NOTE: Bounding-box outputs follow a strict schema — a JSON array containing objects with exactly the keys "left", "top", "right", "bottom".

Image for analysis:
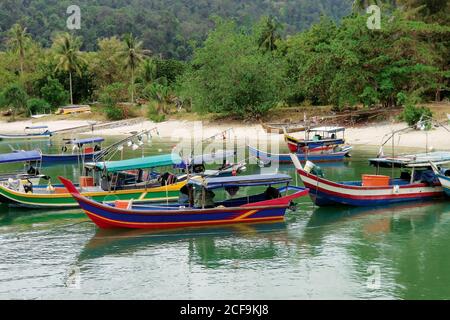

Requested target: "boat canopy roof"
[
  {"left": 88, "top": 153, "right": 182, "bottom": 172},
  {"left": 0, "top": 150, "right": 41, "bottom": 164},
  {"left": 25, "top": 125, "right": 48, "bottom": 130},
  {"left": 308, "top": 126, "right": 345, "bottom": 133},
  {"left": 188, "top": 173, "right": 292, "bottom": 190},
  {"left": 68, "top": 137, "right": 105, "bottom": 145},
  {"left": 369, "top": 151, "right": 450, "bottom": 168}
]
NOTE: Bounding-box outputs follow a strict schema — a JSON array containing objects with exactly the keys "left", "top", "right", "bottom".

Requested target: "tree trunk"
[
  {"left": 69, "top": 72, "right": 74, "bottom": 105},
  {"left": 131, "top": 68, "right": 135, "bottom": 103}
]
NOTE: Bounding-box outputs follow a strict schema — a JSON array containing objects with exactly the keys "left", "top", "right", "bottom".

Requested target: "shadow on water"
[
  {"left": 76, "top": 221, "right": 289, "bottom": 267},
  {"left": 0, "top": 204, "right": 86, "bottom": 227}
]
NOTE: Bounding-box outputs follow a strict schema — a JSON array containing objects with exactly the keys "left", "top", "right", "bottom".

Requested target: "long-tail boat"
[
  {"left": 0, "top": 126, "right": 52, "bottom": 140},
  {"left": 285, "top": 126, "right": 348, "bottom": 153},
  {"left": 430, "top": 161, "right": 450, "bottom": 197},
  {"left": 0, "top": 150, "right": 48, "bottom": 186},
  {"left": 58, "top": 174, "right": 308, "bottom": 229},
  {"left": 248, "top": 145, "right": 352, "bottom": 163},
  {"left": 41, "top": 137, "right": 105, "bottom": 164},
  {"left": 0, "top": 153, "right": 186, "bottom": 209},
  {"left": 290, "top": 153, "right": 447, "bottom": 207}
]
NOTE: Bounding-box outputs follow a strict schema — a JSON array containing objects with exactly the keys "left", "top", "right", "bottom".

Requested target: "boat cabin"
[
  {"left": 0, "top": 150, "right": 47, "bottom": 189},
  {"left": 285, "top": 126, "right": 347, "bottom": 153},
  {"left": 84, "top": 153, "right": 183, "bottom": 191},
  {"left": 182, "top": 174, "right": 293, "bottom": 209},
  {"left": 63, "top": 137, "right": 105, "bottom": 155}
]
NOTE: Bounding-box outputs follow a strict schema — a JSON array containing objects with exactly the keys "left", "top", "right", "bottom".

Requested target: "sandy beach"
[{"left": 1, "top": 118, "right": 449, "bottom": 150}]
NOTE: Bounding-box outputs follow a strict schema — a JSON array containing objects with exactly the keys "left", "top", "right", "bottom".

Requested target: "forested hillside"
[
  {"left": 0, "top": 0, "right": 449, "bottom": 123},
  {"left": 0, "top": 0, "right": 352, "bottom": 59}
]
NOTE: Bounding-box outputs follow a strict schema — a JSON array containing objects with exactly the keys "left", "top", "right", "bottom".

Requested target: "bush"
[
  {"left": 26, "top": 98, "right": 51, "bottom": 115},
  {"left": 105, "top": 104, "right": 125, "bottom": 121},
  {"left": 40, "top": 78, "right": 69, "bottom": 108},
  {"left": 401, "top": 104, "right": 433, "bottom": 128},
  {"left": 147, "top": 103, "right": 166, "bottom": 122}
]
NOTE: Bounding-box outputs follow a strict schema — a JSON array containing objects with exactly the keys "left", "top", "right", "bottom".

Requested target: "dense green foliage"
[
  {"left": 0, "top": 1, "right": 448, "bottom": 121},
  {"left": 0, "top": 0, "right": 352, "bottom": 60}
]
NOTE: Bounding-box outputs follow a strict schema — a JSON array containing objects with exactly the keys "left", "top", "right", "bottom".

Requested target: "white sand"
[
  {"left": 1, "top": 118, "right": 449, "bottom": 150},
  {"left": 92, "top": 119, "right": 450, "bottom": 150},
  {"left": 0, "top": 119, "right": 95, "bottom": 134}
]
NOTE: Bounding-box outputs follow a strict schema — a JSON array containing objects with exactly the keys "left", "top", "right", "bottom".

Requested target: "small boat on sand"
[{"left": 58, "top": 174, "right": 309, "bottom": 229}]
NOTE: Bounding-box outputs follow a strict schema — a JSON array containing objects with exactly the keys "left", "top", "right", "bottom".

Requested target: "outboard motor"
[{"left": 23, "top": 180, "right": 33, "bottom": 193}]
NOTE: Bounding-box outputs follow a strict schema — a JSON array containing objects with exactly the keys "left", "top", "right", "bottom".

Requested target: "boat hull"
[
  {"left": 297, "top": 168, "right": 443, "bottom": 207},
  {"left": 248, "top": 146, "right": 350, "bottom": 163},
  {"left": 436, "top": 174, "right": 450, "bottom": 197},
  {"left": 0, "top": 181, "right": 186, "bottom": 209},
  {"left": 60, "top": 178, "right": 309, "bottom": 229},
  {"left": 41, "top": 152, "right": 101, "bottom": 164},
  {"left": 0, "top": 133, "right": 52, "bottom": 140}
]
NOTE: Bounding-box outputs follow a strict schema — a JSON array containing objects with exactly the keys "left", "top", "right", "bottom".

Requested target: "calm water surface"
[{"left": 1, "top": 137, "right": 450, "bottom": 299}]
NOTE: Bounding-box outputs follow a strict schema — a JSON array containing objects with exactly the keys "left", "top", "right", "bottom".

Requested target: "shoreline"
[{"left": 0, "top": 118, "right": 449, "bottom": 150}]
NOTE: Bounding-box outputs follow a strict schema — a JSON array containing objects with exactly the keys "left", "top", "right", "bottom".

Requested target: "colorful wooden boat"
[
  {"left": 41, "top": 137, "right": 104, "bottom": 164},
  {"left": 58, "top": 174, "right": 309, "bottom": 229},
  {"left": 0, "top": 153, "right": 186, "bottom": 209},
  {"left": 290, "top": 153, "right": 445, "bottom": 207},
  {"left": 248, "top": 145, "right": 352, "bottom": 163},
  {"left": 285, "top": 126, "right": 347, "bottom": 153},
  {"left": 369, "top": 152, "right": 450, "bottom": 169},
  {"left": 55, "top": 105, "right": 91, "bottom": 115},
  {"left": 0, "top": 126, "right": 52, "bottom": 140},
  {"left": 430, "top": 162, "right": 450, "bottom": 197},
  {"left": 0, "top": 150, "right": 47, "bottom": 185}
]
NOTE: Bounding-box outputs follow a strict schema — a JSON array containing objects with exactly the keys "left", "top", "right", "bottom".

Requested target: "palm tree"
[
  {"left": 257, "top": 16, "right": 283, "bottom": 53},
  {"left": 7, "top": 23, "right": 30, "bottom": 76},
  {"left": 119, "top": 33, "right": 145, "bottom": 103},
  {"left": 53, "top": 33, "right": 85, "bottom": 105},
  {"left": 141, "top": 58, "right": 157, "bottom": 84}
]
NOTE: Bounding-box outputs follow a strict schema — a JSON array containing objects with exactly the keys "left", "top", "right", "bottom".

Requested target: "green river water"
[{"left": 1, "top": 136, "right": 450, "bottom": 299}]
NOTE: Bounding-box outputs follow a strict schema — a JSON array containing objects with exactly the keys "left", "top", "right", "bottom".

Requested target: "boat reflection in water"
[{"left": 77, "top": 221, "right": 289, "bottom": 266}]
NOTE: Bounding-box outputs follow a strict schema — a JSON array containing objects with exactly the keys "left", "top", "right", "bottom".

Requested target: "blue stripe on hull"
[
  {"left": 79, "top": 200, "right": 286, "bottom": 224},
  {"left": 308, "top": 188, "right": 438, "bottom": 207},
  {"left": 249, "top": 148, "right": 345, "bottom": 163},
  {"left": 42, "top": 153, "right": 97, "bottom": 163}
]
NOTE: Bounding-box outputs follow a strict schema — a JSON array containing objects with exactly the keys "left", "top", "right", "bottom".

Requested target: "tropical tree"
[
  {"left": 7, "top": 23, "right": 30, "bottom": 76},
  {"left": 119, "top": 33, "right": 147, "bottom": 103},
  {"left": 3, "top": 83, "right": 28, "bottom": 120},
  {"left": 256, "top": 16, "right": 283, "bottom": 53},
  {"left": 53, "top": 33, "right": 85, "bottom": 105},
  {"left": 141, "top": 58, "right": 158, "bottom": 84}
]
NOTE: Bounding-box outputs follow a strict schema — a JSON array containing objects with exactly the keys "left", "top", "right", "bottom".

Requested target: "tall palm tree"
[
  {"left": 257, "top": 16, "right": 283, "bottom": 53},
  {"left": 7, "top": 23, "right": 30, "bottom": 76},
  {"left": 119, "top": 33, "right": 145, "bottom": 103},
  {"left": 53, "top": 33, "right": 85, "bottom": 105}
]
